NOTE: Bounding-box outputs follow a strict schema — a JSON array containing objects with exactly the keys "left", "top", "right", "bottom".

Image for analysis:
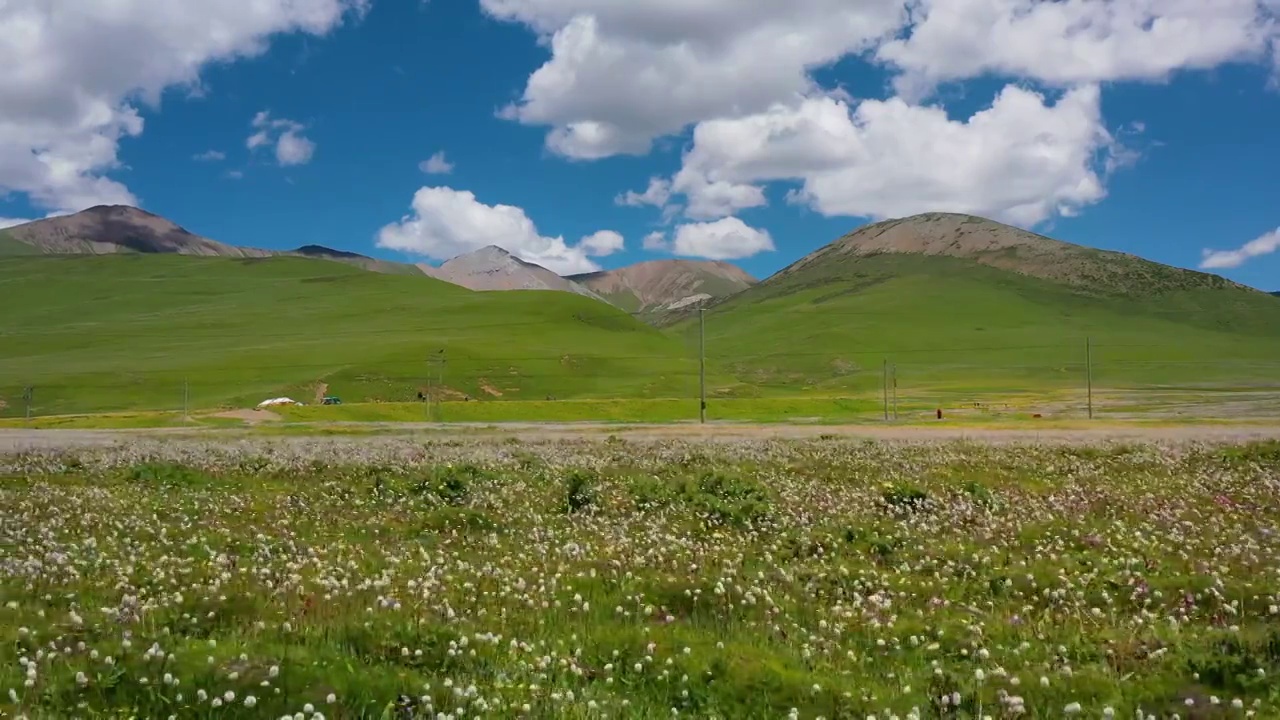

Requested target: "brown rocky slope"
[{"left": 567, "top": 259, "right": 756, "bottom": 312}]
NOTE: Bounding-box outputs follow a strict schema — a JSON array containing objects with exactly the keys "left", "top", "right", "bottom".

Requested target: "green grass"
[
  {"left": 5, "top": 239, "right": 1280, "bottom": 423},
  {"left": 0, "top": 254, "right": 717, "bottom": 418},
  {"left": 4, "top": 438, "right": 1280, "bottom": 718},
  {"left": 0, "top": 411, "right": 184, "bottom": 429},
  {"left": 675, "top": 252, "right": 1280, "bottom": 399},
  {"left": 280, "top": 396, "right": 884, "bottom": 424},
  {"left": 0, "top": 411, "right": 269, "bottom": 430},
  {"left": 0, "top": 230, "right": 39, "bottom": 256}
]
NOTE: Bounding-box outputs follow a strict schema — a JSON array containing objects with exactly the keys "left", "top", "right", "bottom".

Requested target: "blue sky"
[{"left": 0, "top": 0, "right": 1277, "bottom": 289}]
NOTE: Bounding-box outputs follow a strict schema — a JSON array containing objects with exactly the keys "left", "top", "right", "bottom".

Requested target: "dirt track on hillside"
[{"left": 2, "top": 422, "right": 1280, "bottom": 453}]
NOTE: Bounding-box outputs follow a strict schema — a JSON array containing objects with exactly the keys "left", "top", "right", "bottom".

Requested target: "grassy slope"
[
  {"left": 678, "top": 252, "right": 1280, "bottom": 397},
  {"left": 586, "top": 287, "right": 642, "bottom": 313},
  {"left": 0, "top": 254, "right": 711, "bottom": 417},
  {"left": 0, "top": 230, "right": 40, "bottom": 256},
  {"left": 298, "top": 253, "right": 428, "bottom": 277}
]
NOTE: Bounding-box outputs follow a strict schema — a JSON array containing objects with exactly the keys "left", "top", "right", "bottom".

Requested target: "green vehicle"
[{"left": 321, "top": 396, "right": 342, "bottom": 405}]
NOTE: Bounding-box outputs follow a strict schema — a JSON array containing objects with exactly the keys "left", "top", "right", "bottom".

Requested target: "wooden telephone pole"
[
  {"left": 698, "top": 307, "right": 707, "bottom": 424},
  {"left": 892, "top": 363, "right": 898, "bottom": 421},
  {"left": 1086, "top": 337, "right": 1093, "bottom": 420},
  {"left": 882, "top": 360, "right": 889, "bottom": 421}
]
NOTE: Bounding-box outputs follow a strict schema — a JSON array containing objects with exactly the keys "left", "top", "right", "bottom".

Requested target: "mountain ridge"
[
  {"left": 0, "top": 206, "right": 755, "bottom": 311},
  {"left": 567, "top": 259, "right": 757, "bottom": 313},
  {"left": 0, "top": 206, "right": 430, "bottom": 277},
  {"left": 3, "top": 205, "right": 273, "bottom": 258},
  {"left": 3, "top": 206, "right": 1267, "bottom": 319},
  {"left": 5, "top": 207, "right": 1279, "bottom": 417},
  {"left": 416, "top": 245, "right": 606, "bottom": 300},
  {"left": 775, "top": 212, "right": 1253, "bottom": 297},
  {"left": 662, "top": 212, "right": 1280, "bottom": 407}
]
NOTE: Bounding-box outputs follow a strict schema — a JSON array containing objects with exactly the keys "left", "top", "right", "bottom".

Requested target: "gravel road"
[{"left": 3, "top": 422, "right": 1280, "bottom": 453}]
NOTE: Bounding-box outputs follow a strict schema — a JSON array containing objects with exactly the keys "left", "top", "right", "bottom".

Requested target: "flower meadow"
[{"left": 2, "top": 436, "right": 1279, "bottom": 719}]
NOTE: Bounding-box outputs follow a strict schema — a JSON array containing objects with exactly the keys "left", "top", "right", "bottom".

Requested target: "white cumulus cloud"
[
  {"left": 0, "top": 217, "right": 32, "bottom": 229},
  {"left": 481, "top": 0, "right": 909, "bottom": 158},
  {"left": 0, "top": 0, "right": 366, "bottom": 215},
  {"left": 641, "top": 84, "right": 1116, "bottom": 227},
  {"left": 375, "top": 186, "right": 621, "bottom": 275},
  {"left": 578, "top": 230, "right": 625, "bottom": 257},
  {"left": 878, "top": 0, "right": 1278, "bottom": 101},
  {"left": 483, "top": 0, "right": 1280, "bottom": 159},
  {"left": 248, "top": 111, "right": 316, "bottom": 167},
  {"left": 1200, "top": 228, "right": 1280, "bottom": 269},
  {"left": 616, "top": 177, "right": 670, "bottom": 208},
  {"left": 193, "top": 150, "right": 226, "bottom": 162},
  {"left": 642, "top": 231, "right": 669, "bottom": 252},
  {"left": 670, "top": 217, "right": 774, "bottom": 260},
  {"left": 420, "top": 151, "right": 455, "bottom": 174}
]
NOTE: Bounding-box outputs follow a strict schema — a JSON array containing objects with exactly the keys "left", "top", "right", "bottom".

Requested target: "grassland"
[
  {"left": 0, "top": 230, "right": 40, "bottom": 256},
  {"left": 671, "top": 253, "right": 1280, "bottom": 401},
  {"left": 4, "top": 237, "right": 1280, "bottom": 423},
  {"left": 279, "top": 396, "right": 885, "bottom": 424},
  {"left": 2, "top": 436, "right": 1279, "bottom": 718},
  {"left": 0, "top": 254, "right": 715, "bottom": 418}
]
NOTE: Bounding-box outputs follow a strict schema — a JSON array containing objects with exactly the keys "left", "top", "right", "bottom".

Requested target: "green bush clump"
[
  {"left": 631, "top": 468, "right": 772, "bottom": 527},
  {"left": 420, "top": 506, "right": 499, "bottom": 534},
  {"left": 882, "top": 483, "right": 930, "bottom": 514},
  {"left": 961, "top": 480, "right": 999, "bottom": 509},
  {"left": 413, "top": 463, "right": 491, "bottom": 506},
  {"left": 561, "top": 469, "right": 599, "bottom": 514},
  {"left": 124, "top": 462, "right": 214, "bottom": 489}
]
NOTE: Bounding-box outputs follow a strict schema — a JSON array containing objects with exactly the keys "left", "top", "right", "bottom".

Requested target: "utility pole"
[
  {"left": 698, "top": 307, "right": 706, "bottom": 424},
  {"left": 892, "top": 363, "right": 898, "bottom": 421},
  {"left": 437, "top": 349, "right": 446, "bottom": 423},
  {"left": 1086, "top": 337, "right": 1094, "bottom": 420},
  {"left": 183, "top": 377, "right": 189, "bottom": 424},
  {"left": 23, "top": 386, "right": 32, "bottom": 421},
  {"left": 882, "top": 359, "right": 889, "bottom": 421}
]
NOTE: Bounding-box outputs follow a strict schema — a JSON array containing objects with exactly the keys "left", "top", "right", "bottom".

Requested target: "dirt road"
[{"left": 2, "top": 422, "right": 1280, "bottom": 453}]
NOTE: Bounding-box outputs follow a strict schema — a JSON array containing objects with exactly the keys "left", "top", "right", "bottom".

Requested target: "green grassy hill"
[
  {"left": 672, "top": 216, "right": 1280, "bottom": 406},
  {"left": 5, "top": 211, "right": 1279, "bottom": 422},
  {"left": 0, "top": 230, "right": 40, "bottom": 256},
  {"left": 0, "top": 254, "right": 709, "bottom": 417}
]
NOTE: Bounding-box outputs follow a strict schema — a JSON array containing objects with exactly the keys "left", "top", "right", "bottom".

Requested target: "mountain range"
[
  {"left": 0, "top": 205, "right": 756, "bottom": 313},
  {"left": 416, "top": 245, "right": 606, "bottom": 301},
  {"left": 4, "top": 205, "right": 1271, "bottom": 314},
  {"left": 568, "top": 260, "right": 756, "bottom": 314},
  {"left": 3, "top": 203, "right": 1278, "bottom": 417}
]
